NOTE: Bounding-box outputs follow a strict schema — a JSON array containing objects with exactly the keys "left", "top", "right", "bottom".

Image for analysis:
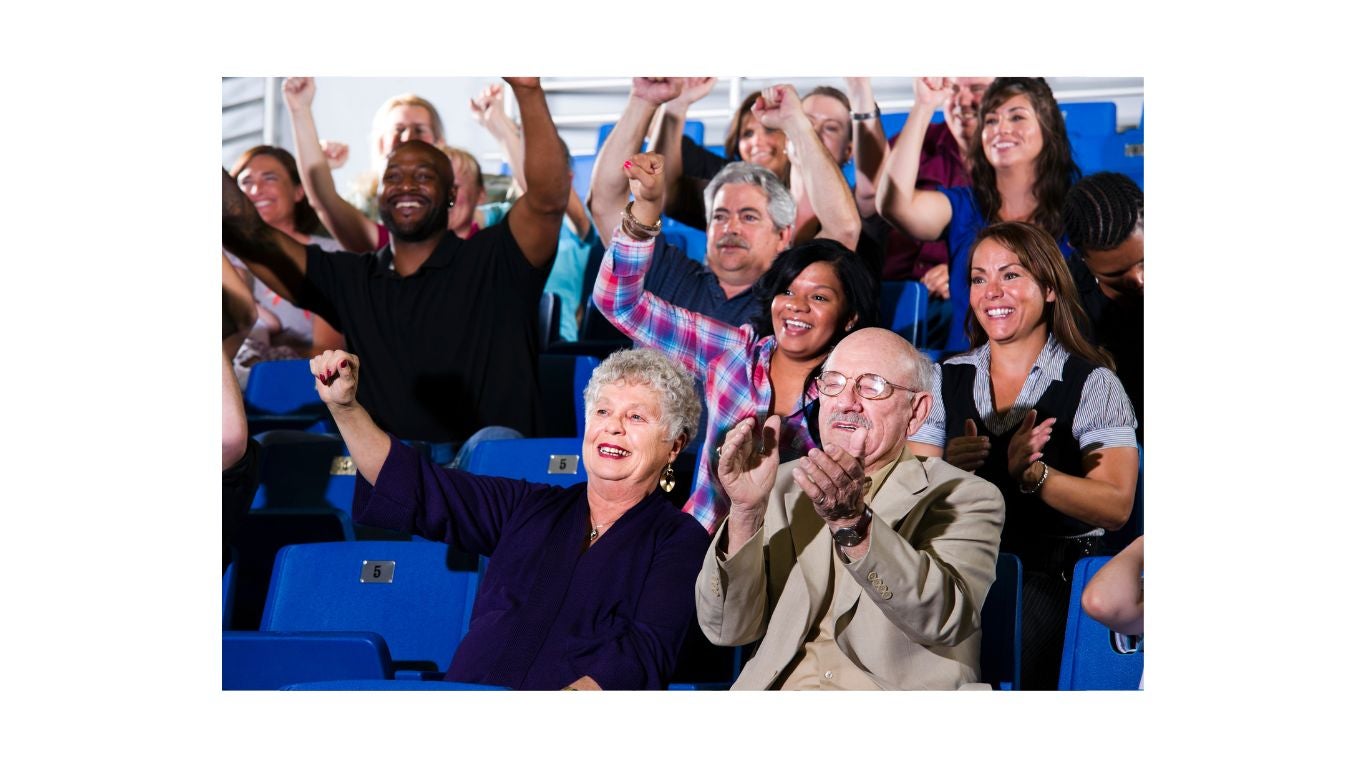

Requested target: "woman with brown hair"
[
  {"left": 878, "top": 77, "right": 1081, "bottom": 353},
  {"left": 909, "top": 221, "right": 1138, "bottom": 690}
]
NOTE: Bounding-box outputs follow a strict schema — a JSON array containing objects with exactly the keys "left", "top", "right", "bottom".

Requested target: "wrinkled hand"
[
  {"left": 623, "top": 151, "right": 666, "bottom": 213},
  {"left": 920, "top": 263, "right": 950, "bottom": 299},
  {"left": 631, "top": 77, "right": 684, "bottom": 106},
  {"left": 469, "top": 83, "right": 505, "bottom": 127},
  {"left": 751, "top": 84, "right": 802, "bottom": 130},
  {"left": 717, "top": 415, "right": 782, "bottom": 519},
  {"left": 676, "top": 77, "right": 717, "bottom": 105},
  {"left": 311, "top": 350, "right": 360, "bottom": 409},
  {"left": 1007, "top": 409, "right": 1056, "bottom": 480},
  {"left": 282, "top": 77, "right": 315, "bottom": 112},
  {"left": 914, "top": 77, "right": 953, "bottom": 111},
  {"left": 945, "top": 418, "right": 989, "bottom": 473},
  {"left": 502, "top": 77, "right": 540, "bottom": 89},
  {"left": 792, "top": 444, "right": 867, "bottom": 524},
  {"left": 319, "top": 139, "right": 349, "bottom": 170}
]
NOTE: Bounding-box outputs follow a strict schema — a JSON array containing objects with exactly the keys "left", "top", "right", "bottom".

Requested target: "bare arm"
[
  {"left": 650, "top": 77, "right": 715, "bottom": 224},
  {"left": 221, "top": 252, "right": 257, "bottom": 358},
  {"left": 307, "top": 315, "right": 346, "bottom": 357},
  {"left": 282, "top": 77, "right": 381, "bottom": 252},
  {"left": 222, "top": 347, "right": 249, "bottom": 471},
  {"left": 1082, "top": 535, "right": 1143, "bottom": 635},
  {"left": 502, "top": 78, "right": 570, "bottom": 270},
  {"left": 755, "top": 84, "right": 859, "bottom": 250},
  {"left": 587, "top": 78, "right": 682, "bottom": 249},
  {"left": 845, "top": 77, "right": 887, "bottom": 219},
  {"left": 223, "top": 169, "right": 309, "bottom": 304},
  {"left": 875, "top": 77, "right": 955, "bottom": 242},
  {"left": 311, "top": 350, "right": 390, "bottom": 484}
]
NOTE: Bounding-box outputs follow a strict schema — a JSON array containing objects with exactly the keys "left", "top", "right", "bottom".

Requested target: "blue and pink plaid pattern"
[{"left": 594, "top": 228, "right": 818, "bottom": 534}]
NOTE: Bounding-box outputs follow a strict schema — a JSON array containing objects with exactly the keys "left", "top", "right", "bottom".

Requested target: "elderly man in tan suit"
[{"left": 697, "top": 328, "right": 1005, "bottom": 690}]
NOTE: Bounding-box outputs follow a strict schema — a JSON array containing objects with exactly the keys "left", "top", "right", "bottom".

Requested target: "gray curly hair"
[
  {"left": 582, "top": 348, "right": 702, "bottom": 443},
  {"left": 703, "top": 161, "right": 797, "bottom": 231}
]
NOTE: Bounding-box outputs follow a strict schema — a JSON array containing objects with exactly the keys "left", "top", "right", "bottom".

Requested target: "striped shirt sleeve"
[{"left": 1075, "top": 367, "right": 1139, "bottom": 451}]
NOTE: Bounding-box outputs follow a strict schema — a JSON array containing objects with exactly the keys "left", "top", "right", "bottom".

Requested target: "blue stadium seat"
[
  {"left": 223, "top": 562, "right": 237, "bottom": 629},
  {"left": 661, "top": 216, "right": 708, "bottom": 263},
  {"left": 242, "top": 359, "right": 331, "bottom": 432},
  {"left": 259, "top": 540, "right": 480, "bottom": 676},
  {"left": 880, "top": 280, "right": 930, "bottom": 349},
  {"left": 597, "top": 119, "right": 704, "bottom": 151},
  {"left": 250, "top": 431, "right": 356, "bottom": 518},
  {"left": 878, "top": 109, "right": 945, "bottom": 142},
  {"left": 1057, "top": 556, "right": 1144, "bottom": 690},
  {"left": 223, "top": 631, "right": 393, "bottom": 690},
  {"left": 571, "top": 155, "right": 596, "bottom": 205},
  {"left": 463, "top": 437, "right": 588, "bottom": 487},
  {"left": 1060, "top": 101, "right": 1119, "bottom": 177},
  {"left": 980, "top": 553, "right": 1023, "bottom": 690}
]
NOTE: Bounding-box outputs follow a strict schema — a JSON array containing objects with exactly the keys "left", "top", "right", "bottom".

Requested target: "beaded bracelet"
[
  {"left": 620, "top": 200, "right": 662, "bottom": 240},
  {"left": 1019, "top": 460, "right": 1049, "bottom": 494}
]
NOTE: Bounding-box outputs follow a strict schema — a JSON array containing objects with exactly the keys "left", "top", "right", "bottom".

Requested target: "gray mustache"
[
  {"left": 827, "top": 411, "right": 872, "bottom": 429},
  {"left": 715, "top": 235, "right": 749, "bottom": 249}
]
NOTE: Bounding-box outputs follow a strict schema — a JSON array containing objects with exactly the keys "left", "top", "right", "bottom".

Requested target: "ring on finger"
[{"left": 815, "top": 492, "right": 827, "bottom": 506}]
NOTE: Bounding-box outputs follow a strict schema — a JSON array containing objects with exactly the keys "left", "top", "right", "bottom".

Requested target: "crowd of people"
[{"left": 223, "top": 75, "right": 1144, "bottom": 691}]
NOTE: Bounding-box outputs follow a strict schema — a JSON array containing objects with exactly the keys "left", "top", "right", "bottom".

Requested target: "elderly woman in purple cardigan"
[{"left": 310, "top": 346, "right": 709, "bottom": 690}]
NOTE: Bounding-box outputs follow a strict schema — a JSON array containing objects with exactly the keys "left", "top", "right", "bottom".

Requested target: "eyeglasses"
[{"left": 815, "top": 370, "right": 918, "bottom": 401}]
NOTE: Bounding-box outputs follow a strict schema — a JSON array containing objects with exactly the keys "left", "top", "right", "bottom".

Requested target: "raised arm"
[
  {"left": 1082, "top": 535, "right": 1143, "bottom": 635},
  {"left": 587, "top": 78, "right": 683, "bottom": 249},
  {"left": 221, "top": 252, "right": 257, "bottom": 358},
  {"left": 651, "top": 77, "right": 716, "bottom": 222},
  {"left": 754, "top": 84, "right": 859, "bottom": 250},
  {"left": 876, "top": 77, "right": 955, "bottom": 242},
  {"left": 845, "top": 77, "right": 887, "bottom": 219},
  {"left": 500, "top": 78, "right": 570, "bottom": 270},
  {"left": 223, "top": 169, "right": 309, "bottom": 304},
  {"left": 282, "top": 77, "right": 381, "bottom": 252},
  {"left": 473, "top": 82, "right": 591, "bottom": 240},
  {"left": 592, "top": 152, "right": 750, "bottom": 379},
  {"left": 222, "top": 347, "right": 250, "bottom": 471}
]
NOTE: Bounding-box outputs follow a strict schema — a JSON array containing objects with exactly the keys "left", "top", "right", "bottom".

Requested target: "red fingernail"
[
  {"left": 340, "top": 360, "right": 349, "bottom": 369},
  {"left": 623, "top": 160, "right": 633, "bottom": 169},
  {"left": 317, "top": 374, "right": 326, "bottom": 383}
]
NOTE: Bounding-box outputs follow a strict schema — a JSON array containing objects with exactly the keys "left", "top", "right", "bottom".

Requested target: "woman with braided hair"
[
  {"left": 1063, "top": 172, "right": 1144, "bottom": 439},
  {"left": 878, "top": 77, "right": 1081, "bottom": 353}
]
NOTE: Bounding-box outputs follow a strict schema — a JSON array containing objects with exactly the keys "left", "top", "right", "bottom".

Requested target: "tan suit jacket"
[{"left": 695, "top": 454, "right": 1005, "bottom": 690}]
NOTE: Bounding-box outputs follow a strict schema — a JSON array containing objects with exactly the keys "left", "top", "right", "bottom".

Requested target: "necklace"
[{"left": 587, "top": 516, "right": 619, "bottom": 543}]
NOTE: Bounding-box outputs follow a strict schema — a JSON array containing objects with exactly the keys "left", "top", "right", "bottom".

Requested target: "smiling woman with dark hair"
[{"left": 909, "top": 221, "right": 1137, "bottom": 690}]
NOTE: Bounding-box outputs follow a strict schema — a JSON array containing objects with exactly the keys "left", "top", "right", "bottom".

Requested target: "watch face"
[{"left": 833, "top": 527, "right": 863, "bottom": 547}]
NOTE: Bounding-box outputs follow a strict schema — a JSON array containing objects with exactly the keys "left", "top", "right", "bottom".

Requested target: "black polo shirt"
[{"left": 298, "top": 222, "right": 549, "bottom": 443}]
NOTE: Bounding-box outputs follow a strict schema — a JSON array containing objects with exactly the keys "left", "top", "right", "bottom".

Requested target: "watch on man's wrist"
[{"left": 832, "top": 507, "right": 873, "bottom": 548}]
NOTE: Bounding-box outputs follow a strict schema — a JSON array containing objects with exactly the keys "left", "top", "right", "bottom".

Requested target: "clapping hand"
[
  {"left": 1007, "top": 409, "right": 1056, "bottom": 480},
  {"left": 946, "top": 419, "right": 990, "bottom": 473}
]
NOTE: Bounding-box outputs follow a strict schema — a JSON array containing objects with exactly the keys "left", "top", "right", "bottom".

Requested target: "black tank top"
[{"left": 942, "top": 354, "right": 1098, "bottom": 549}]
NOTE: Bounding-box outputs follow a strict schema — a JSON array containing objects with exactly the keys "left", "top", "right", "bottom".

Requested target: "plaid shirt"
[{"left": 594, "top": 228, "right": 819, "bottom": 534}]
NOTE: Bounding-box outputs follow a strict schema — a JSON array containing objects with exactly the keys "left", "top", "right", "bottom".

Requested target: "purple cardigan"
[{"left": 358, "top": 437, "right": 710, "bottom": 690}]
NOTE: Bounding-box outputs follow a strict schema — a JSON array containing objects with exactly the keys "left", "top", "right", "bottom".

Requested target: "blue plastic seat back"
[
  {"left": 243, "top": 359, "right": 326, "bottom": 417},
  {"left": 1060, "top": 102, "right": 1118, "bottom": 176},
  {"left": 223, "top": 562, "right": 237, "bottom": 628},
  {"left": 260, "top": 541, "right": 479, "bottom": 673},
  {"left": 980, "top": 553, "right": 1023, "bottom": 690},
  {"left": 571, "top": 155, "right": 596, "bottom": 205},
  {"left": 880, "top": 280, "right": 930, "bottom": 348},
  {"left": 536, "top": 355, "right": 602, "bottom": 437},
  {"left": 464, "top": 437, "right": 589, "bottom": 488},
  {"left": 1058, "top": 556, "right": 1144, "bottom": 690},
  {"left": 250, "top": 431, "right": 356, "bottom": 516},
  {"left": 222, "top": 630, "right": 393, "bottom": 690},
  {"left": 660, "top": 217, "right": 709, "bottom": 264}
]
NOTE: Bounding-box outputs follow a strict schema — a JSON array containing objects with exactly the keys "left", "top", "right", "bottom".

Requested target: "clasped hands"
[{"left": 718, "top": 415, "right": 866, "bottom": 529}]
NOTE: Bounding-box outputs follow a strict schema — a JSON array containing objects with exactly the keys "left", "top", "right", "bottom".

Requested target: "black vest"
[{"left": 943, "top": 355, "right": 1098, "bottom": 551}]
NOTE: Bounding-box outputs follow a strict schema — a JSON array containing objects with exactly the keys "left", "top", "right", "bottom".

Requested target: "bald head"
[{"left": 822, "top": 329, "right": 933, "bottom": 472}]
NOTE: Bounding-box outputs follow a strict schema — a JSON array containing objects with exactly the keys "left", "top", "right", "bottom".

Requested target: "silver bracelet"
[{"left": 1019, "top": 460, "right": 1048, "bottom": 494}]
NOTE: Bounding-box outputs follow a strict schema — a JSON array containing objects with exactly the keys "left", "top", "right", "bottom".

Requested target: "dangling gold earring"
[{"left": 659, "top": 463, "right": 676, "bottom": 493}]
